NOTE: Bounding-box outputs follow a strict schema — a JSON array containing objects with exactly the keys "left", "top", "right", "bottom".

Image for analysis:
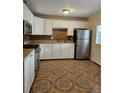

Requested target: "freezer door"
[
  {"left": 76, "top": 40, "right": 90, "bottom": 59},
  {"left": 77, "top": 30, "right": 90, "bottom": 40}
]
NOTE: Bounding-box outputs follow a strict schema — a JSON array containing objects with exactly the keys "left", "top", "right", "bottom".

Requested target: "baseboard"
[
  {"left": 90, "top": 60, "right": 101, "bottom": 67},
  {"left": 40, "top": 58, "right": 74, "bottom": 61},
  {"left": 39, "top": 59, "right": 101, "bottom": 67}
]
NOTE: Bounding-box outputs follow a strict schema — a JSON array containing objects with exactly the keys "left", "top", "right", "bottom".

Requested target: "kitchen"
[{"left": 23, "top": 0, "right": 101, "bottom": 93}]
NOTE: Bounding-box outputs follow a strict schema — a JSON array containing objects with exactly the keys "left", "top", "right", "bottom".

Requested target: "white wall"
[{"left": 89, "top": 12, "right": 101, "bottom": 65}]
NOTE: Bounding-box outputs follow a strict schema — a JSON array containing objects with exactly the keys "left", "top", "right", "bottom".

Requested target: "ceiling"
[{"left": 25, "top": 0, "right": 101, "bottom": 18}]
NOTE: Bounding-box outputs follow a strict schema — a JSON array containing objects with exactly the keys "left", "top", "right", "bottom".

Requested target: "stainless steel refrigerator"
[{"left": 73, "top": 28, "right": 91, "bottom": 59}]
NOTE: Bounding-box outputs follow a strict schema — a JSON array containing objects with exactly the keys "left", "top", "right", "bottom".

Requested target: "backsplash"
[
  {"left": 29, "top": 35, "right": 73, "bottom": 41},
  {"left": 52, "top": 28, "right": 67, "bottom": 40},
  {"left": 23, "top": 35, "right": 30, "bottom": 42},
  {"left": 30, "top": 35, "right": 51, "bottom": 40}
]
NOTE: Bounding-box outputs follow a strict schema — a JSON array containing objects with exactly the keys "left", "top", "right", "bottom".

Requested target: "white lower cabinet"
[
  {"left": 61, "top": 44, "right": 74, "bottom": 58},
  {"left": 24, "top": 56, "right": 31, "bottom": 93},
  {"left": 68, "top": 44, "right": 75, "bottom": 58},
  {"left": 40, "top": 44, "right": 52, "bottom": 59},
  {"left": 30, "top": 52, "right": 35, "bottom": 83},
  {"left": 44, "top": 44, "right": 52, "bottom": 59},
  {"left": 52, "top": 44, "right": 61, "bottom": 59},
  {"left": 24, "top": 50, "right": 35, "bottom": 93},
  {"left": 40, "top": 43, "right": 74, "bottom": 59},
  {"left": 60, "top": 44, "right": 70, "bottom": 58},
  {"left": 40, "top": 44, "right": 45, "bottom": 59}
]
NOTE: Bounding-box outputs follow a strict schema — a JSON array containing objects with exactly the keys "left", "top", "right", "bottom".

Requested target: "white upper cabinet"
[
  {"left": 44, "top": 19, "right": 52, "bottom": 35},
  {"left": 52, "top": 20, "right": 63, "bottom": 28},
  {"left": 52, "top": 19, "right": 89, "bottom": 36},
  {"left": 23, "top": 3, "right": 32, "bottom": 23},
  {"left": 67, "top": 21, "right": 74, "bottom": 36},
  {"left": 34, "top": 16, "right": 44, "bottom": 35},
  {"left": 52, "top": 20, "right": 74, "bottom": 35},
  {"left": 23, "top": 3, "right": 29, "bottom": 21},
  {"left": 73, "top": 21, "right": 82, "bottom": 28},
  {"left": 73, "top": 21, "right": 89, "bottom": 28},
  {"left": 23, "top": 3, "right": 35, "bottom": 35},
  {"left": 34, "top": 18, "right": 53, "bottom": 35},
  {"left": 52, "top": 20, "right": 69, "bottom": 28},
  {"left": 30, "top": 13, "right": 35, "bottom": 35}
]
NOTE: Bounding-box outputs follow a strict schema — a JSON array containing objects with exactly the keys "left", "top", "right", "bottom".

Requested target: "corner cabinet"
[{"left": 24, "top": 50, "right": 35, "bottom": 93}]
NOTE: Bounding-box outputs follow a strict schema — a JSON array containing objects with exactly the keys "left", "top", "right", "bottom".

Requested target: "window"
[{"left": 96, "top": 24, "right": 101, "bottom": 44}]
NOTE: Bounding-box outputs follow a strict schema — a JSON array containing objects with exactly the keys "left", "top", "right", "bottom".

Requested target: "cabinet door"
[
  {"left": 30, "top": 51, "right": 35, "bottom": 85},
  {"left": 30, "top": 14, "right": 35, "bottom": 35},
  {"left": 52, "top": 44, "right": 61, "bottom": 59},
  {"left": 61, "top": 44, "right": 69, "bottom": 58},
  {"left": 60, "top": 20, "right": 69, "bottom": 28},
  {"left": 67, "top": 21, "right": 74, "bottom": 36},
  {"left": 23, "top": 3, "right": 30, "bottom": 21},
  {"left": 24, "top": 56, "right": 31, "bottom": 93},
  {"left": 34, "top": 17, "right": 44, "bottom": 35},
  {"left": 23, "top": 3, "right": 35, "bottom": 35},
  {"left": 68, "top": 27, "right": 74, "bottom": 36},
  {"left": 52, "top": 20, "right": 68, "bottom": 28},
  {"left": 28, "top": 11, "right": 33, "bottom": 24},
  {"left": 52, "top": 20, "right": 61, "bottom": 28},
  {"left": 68, "top": 44, "right": 74, "bottom": 58},
  {"left": 73, "top": 21, "right": 88, "bottom": 28},
  {"left": 44, "top": 19, "right": 52, "bottom": 35},
  {"left": 40, "top": 44, "right": 45, "bottom": 59},
  {"left": 44, "top": 44, "right": 52, "bottom": 59}
]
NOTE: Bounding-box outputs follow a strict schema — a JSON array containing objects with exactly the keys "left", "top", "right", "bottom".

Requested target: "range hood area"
[{"left": 52, "top": 28, "right": 67, "bottom": 41}]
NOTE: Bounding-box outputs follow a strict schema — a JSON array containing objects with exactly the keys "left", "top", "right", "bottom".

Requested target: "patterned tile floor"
[{"left": 30, "top": 60, "right": 101, "bottom": 93}]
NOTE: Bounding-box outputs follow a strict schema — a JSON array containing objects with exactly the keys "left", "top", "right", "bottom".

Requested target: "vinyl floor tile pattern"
[{"left": 30, "top": 60, "right": 101, "bottom": 93}]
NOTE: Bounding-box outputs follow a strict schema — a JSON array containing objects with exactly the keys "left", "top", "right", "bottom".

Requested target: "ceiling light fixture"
[{"left": 62, "top": 9, "right": 70, "bottom": 15}]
